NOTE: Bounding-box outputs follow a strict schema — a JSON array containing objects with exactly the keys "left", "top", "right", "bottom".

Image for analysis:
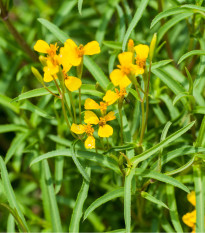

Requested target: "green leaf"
[
  {"left": 151, "top": 7, "right": 191, "bottom": 28},
  {"left": 157, "top": 12, "right": 193, "bottom": 43},
  {"left": 103, "top": 41, "right": 122, "bottom": 50},
  {"left": 178, "top": 50, "right": 205, "bottom": 64},
  {"left": 83, "top": 57, "right": 110, "bottom": 90},
  {"left": 136, "top": 168, "right": 189, "bottom": 193},
  {"left": 131, "top": 121, "right": 195, "bottom": 166},
  {"left": 126, "top": 87, "right": 141, "bottom": 101},
  {"left": 122, "top": 0, "right": 149, "bottom": 51},
  {"left": 84, "top": 187, "right": 124, "bottom": 220},
  {"left": 42, "top": 160, "right": 62, "bottom": 232},
  {"left": 20, "top": 100, "right": 54, "bottom": 119},
  {"left": 81, "top": 84, "right": 104, "bottom": 97},
  {"left": 173, "top": 92, "right": 194, "bottom": 106},
  {"left": 193, "top": 106, "right": 205, "bottom": 114},
  {"left": 193, "top": 165, "right": 205, "bottom": 232},
  {"left": 7, "top": 214, "right": 15, "bottom": 232},
  {"left": 78, "top": 0, "right": 83, "bottom": 15},
  {"left": 0, "top": 124, "right": 27, "bottom": 134},
  {"left": 106, "top": 229, "right": 125, "bottom": 233},
  {"left": 181, "top": 4, "right": 205, "bottom": 13},
  {"left": 0, "top": 94, "right": 20, "bottom": 114},
  {"left": 166, "top": 185, "right": 183, "bottom": 233},
  {"left": 0, "top": 156, "right": 29, "bottom": 232},
  {"left": 96, "top": 0, "right": 120, "bottom": 45},
  {"left": 69, "top": 167, "right": 91, "bottom": 233},
  {"left": 38, "top": 18, "right": 68, "bottom": 42},
  {"left": 151, "top": 60, "right": 173, "bottom": 70},
  {"left": 12, "top": 86, "right": 58, "bottom": 102},
  {"left": 30, "top": 149, "right": 120, "bottom": 173},
  {"left": 141, "top": 191, "right": 169, "bottom": 209},
  {"left": 124, "top": 169, "right": 135, "bottom": 233},
  {"left": 71, "top": 140, "right": 90, "bottom": 183},
  {"left": 152, "top": 68, "right": 186, "bottom": 95}
]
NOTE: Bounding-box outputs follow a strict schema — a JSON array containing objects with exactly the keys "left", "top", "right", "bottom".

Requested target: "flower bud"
[
  {"left": 149, "top": 33, "right": 157, "bottom": 61},
  {"left": 31, "top": 67, "right": 44, "bottom": 85},
  {"left": 127, "top": 39, "right": 134, "bottom": 52}
]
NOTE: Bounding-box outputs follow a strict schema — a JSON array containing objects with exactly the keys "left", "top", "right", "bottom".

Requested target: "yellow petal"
[
  {"left": 103, "top": 90, "right": 119, "bottom": 105},
  {"left": 119, "top": 74, "right": 131, "bottom": 88},
  {"left": 135, "top": 65, "right": 144, "bottom": 75},
  {"left": 65, "top": 39, "right": 82, "bottom": 66},
  {"left": 34, "top": 40, "right": 50, "bottom": 53},
  {"left": 182, "top": 210, "right": 196, "bottom": 228},
  {"left": 43, "top": 69, "right": 53, "bottom": 82},
  {"left": 59, "top": 47, "right": 72, "bottom": 72},
  {"left": 187, "top": 191, "right": 196, "bottom": 206},
  {"left": 104, "top": 111, "right": 116, "bottom": 121},
  {"left": 46, "top": 60, "right": 59, "bottom": 75},
  {"left": 71, "top": 123, "right": 85, "bottom": 134},
  {"left": 98, "top": 124, "right": 113, "bottom": 137},
  {"left": 65, "top": 76, "right": 82, "bottom": 92},
  {"left": 84, "top": 111, "right": 99, "bottom": 125},
  {"left": 83, "top": 41, "right": 100, "bottom": 55},
  {"left": 118, "top": 52, "right": 133, "bottom": 66},
  {"left": 110, "top": 69, "right": 124, "bottom": 87},
  {"left": 85, "top": 136, "right": 95, "bottom": 149},
  {"left": 134, "top": 44, "right": 149, "bottom": 60},
  {"left": 84, "top": 98, "right": 100, "bottom": 110}
]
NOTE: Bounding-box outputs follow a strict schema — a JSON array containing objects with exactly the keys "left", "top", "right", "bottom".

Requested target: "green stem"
[
  {"left": 78, "top": 88, "right": 82, "bottom": 123},
  {"left": 118, "top": 103, "right": 124, "bottom": 145},
  {"left": 67, "top": 90, "right": 77, "bottom": 123},
  {"left": 139, "top": 101, "right": 145, "bottom": 146}
]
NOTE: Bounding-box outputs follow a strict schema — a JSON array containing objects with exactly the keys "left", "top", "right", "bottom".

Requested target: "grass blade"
[
  {"left": 42, "top": 160, "right": 62, "bottom": 232},
  {"left": 131, "top": 121, "right": 195, "bottom": 166},
  {"left": 84, "top": 187, "right": 124, "bottom": 220},
  {"left": 166, "top": 185, "right": 183, "bottom": 233},
  {"left": 78, "top": 0, "right": 83, "bottom": 15},
  {"left": 0, "top": 156, "right": 29, "bottom": 232},
  {"left": 69, "top": 167, "right": 91, "bottom": 233},
  {"left": 122, "top": 0, "right": 149, "bottom": 51},
  {"left": 178, "top": 50, "right": 205, "bottom": 64}
]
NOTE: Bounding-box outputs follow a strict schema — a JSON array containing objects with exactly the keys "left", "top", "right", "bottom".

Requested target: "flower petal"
[
  {"left": 64, "top": 39, "right": 81, "bottom": 66},
  {"left": 134, "top": 44, "right": 149, "bottom": 60},
  {"left": 84, "top": 98, "right": 100, "bottom": 109},
  {"left": 65, "top": 76, "right": 82, "bottom": 92},
  {"left": 118, "top": 52, "right": 133, "bottom": 66},
  {"left": 187, "top": 191, "right": 196, "bottom": 206},
  {"left": 119, "top": 75, "right": 131, "bottom": 88},
  {"left": 98, "top": 124, "right": 113, "bottom": 137},
  {"left": 83, "top": 41, "right": 100, "bottom": 55},
  {"left": 84, "top": 111, "right": 99, "bottom": 125},
  {"left": 85, "top": 136, "right": 95, "bottom": 149},
  {"left": 110, "top": 69, "right": 124, "bottom": 87},
  {"left": 43, "top": 69, "right": 53, "bottom": 82},
  {"left": 103, "top": 90, "right": 119, "bottom": 105},
  {"left": 71, "top": 123, "right": 85, "bottom": 134},
  {"left": 104, "top": 111, "right": 116, "bottom": 121},
  {"left": 34, "top": 40, "right": 50, "bottom": 53},
  {"left": 59, "top": 47, "right": 72, "bottom": 72}
]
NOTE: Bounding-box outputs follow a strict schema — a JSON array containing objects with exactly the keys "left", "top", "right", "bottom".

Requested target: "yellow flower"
[
  {"left": 71, "top": 123, "right": 95, "bottom": 149},
  {"left": 127, "top": 39, "right": 134, "bottom": 53},
  {"left": 110, "top": 52, "right": 139, "bottom": 88},
  {"left": 134, "top": 44, "right": 149, "bottom": 74},
  {"left": 103, "top": 88, "right": 127, "bottom": 105},
  {"left": 62, "top": 70, "right": 82, "bottom": 92},
  {"left": 84, "top": 99, "right": 108, "bottom": 115},
  {"left": 34, "top": 40, "right": 58, "bottom": 57},
  {"left": 187, "top": 191, "right": 196, "bottom": 206},
  {"left": 84, "top": 111, "right": 116, "bottom": 137},
  {"left": 60, "top": 39, "right": 100, "bottom": 67},
  {"left": 182, "top": 210, "right": 196, "bottom": 230}
]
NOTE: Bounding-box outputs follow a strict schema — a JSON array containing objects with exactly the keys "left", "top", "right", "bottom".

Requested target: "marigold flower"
[
  {"left": 34, "top": 40, "right": 58, "bottom": 57},
  {"left": 71, "top": 123, "right": 95, "bottom": 149},
  {"left": 110, "top": 52, "right": 139, "bottom": 88},
  {"left": 60, "top": 39, "right": 100, "bottom": 67},
  {"left": 134, "top": 44, "right": 149, "bottom": 74},
  {"left": 84, "top": 98, "right": 110, "bottom": 114},
  {"left": 62, "top": 70, "right": 82, "bottom": 92},
  {"left": 84, "top": 111, "right": 116, "bottom": 137},
  {"left": 103, "top": 88, "right": 127, "bottom": 105}
]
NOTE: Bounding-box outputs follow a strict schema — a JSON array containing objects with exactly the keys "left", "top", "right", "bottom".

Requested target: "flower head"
[
  {"left": 103, "top": 88, "right": 127, "bottom": 105},
  {"left": 60, "top": 39, "right": 100, "bottom": 67},
  {"left": 71, "top": 123, "right": 95, "bottom": 149},
  {"left": 84, "top": 111, "right": 116, "bottom": 137},
  {"left": 134, "top": 44, "right": 149, "bottom": 74}
]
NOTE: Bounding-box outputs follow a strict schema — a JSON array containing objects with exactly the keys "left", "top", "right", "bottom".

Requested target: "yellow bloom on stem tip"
[
  {"left": 63, "top": 71, "right": 82, "bottom": 92},
  {"left": 103, "top": 88, "right": 127, "bottom": 105},
  {"left": 60, "top": 39, "right": 100, "bottom": 67},
  {"left": 34, "top": 40, "right": 59, "bottom": 57},
  {"left": 71, "top": 123, "right": 95, "bottom": 149},
  {"left": 84, "top": 99, "right": 109, "bottom": 114},
  {"left": 127, "top": 39, "right": 134, "bottom": 52},
  {"left": 84, "top": 111, "right": 116, "bottom": 137},
  {"left": 110, "top": 52, "right": 139, "bottom": 88},
  {"left": 134, "top": 44, "right": 149, "bottom": 74}
]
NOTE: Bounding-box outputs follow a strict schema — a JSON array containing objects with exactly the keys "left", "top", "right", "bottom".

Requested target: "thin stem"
[
  {"left": 67, "top": 90, "right": 76, "bottom": 123},
  {"left": 118, "top": 103, "right": 124, "bottom": 145},
  {"left": 0, "top": 0, "right": 38, "bottom": 62},
  {"left": 78, "top": 88, "right": 82, "bottom": 123},
  {"left": 139, "top": 101, "right": 145, "bottom": 146},
  {"left": 44, "top": 86, "right": 60, "bottom": 99}
]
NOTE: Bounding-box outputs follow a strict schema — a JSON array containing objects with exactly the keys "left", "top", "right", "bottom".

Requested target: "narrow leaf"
[{"left": 178, "top": 50, "right": 205, "bottom": 64}]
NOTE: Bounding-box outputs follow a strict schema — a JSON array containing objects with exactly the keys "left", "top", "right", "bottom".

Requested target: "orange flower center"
[
  {"left": 115, "top": 88, "right": 127, "bottom": 98},
  {"left": 118, "top": 65, "right": 131, "bottom": 75},
  {"left": 77, "top": 44, "right": 84, "bottom": 57},
  {"left": 47, "top": 43, "right": 58, "bottom": 57},
  {"left": 136, "top": 57, "right": 146, "bottom": 68},
  {"left": 98, "top": 117, "right": 106, "bottom": 127},
  {"left": 84, "top": 124, "right": 94, "bottom": 136},
  {"left": 99, "top": 102, "right": 108, "bottom": 111}
]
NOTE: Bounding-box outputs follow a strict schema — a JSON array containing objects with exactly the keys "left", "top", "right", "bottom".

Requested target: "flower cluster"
[{"left": 33, "top": 39, "right": 100, "bottom": 91}]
